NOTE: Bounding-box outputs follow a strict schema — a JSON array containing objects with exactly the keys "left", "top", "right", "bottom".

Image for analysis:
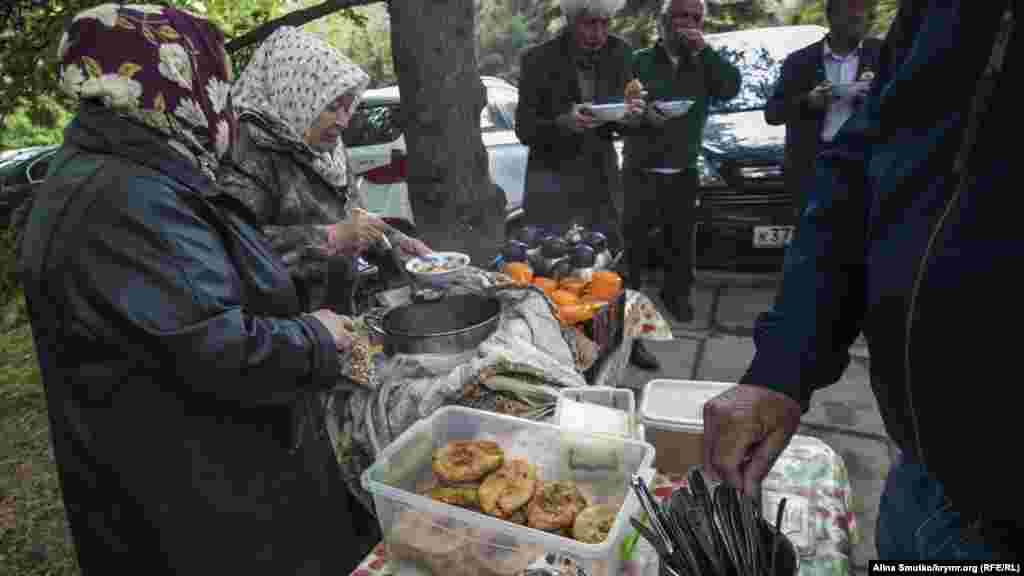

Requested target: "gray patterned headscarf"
[{"left": 230, "top": 26, "right": 370, "bottom": 188}]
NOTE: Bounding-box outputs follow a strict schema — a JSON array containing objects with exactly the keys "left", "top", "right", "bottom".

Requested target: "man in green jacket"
[{"left": 623, "top": 0, "right": 740, "bottom": 321}]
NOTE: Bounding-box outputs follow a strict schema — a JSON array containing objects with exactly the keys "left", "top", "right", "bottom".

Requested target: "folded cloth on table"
[{"left": 327, "top": 268, "right": 592, "bottom": 515}]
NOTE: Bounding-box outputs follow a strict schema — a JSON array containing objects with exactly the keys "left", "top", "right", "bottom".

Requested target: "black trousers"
[{"left": 623, "top": 168, "right": 698, "bottom": 297}]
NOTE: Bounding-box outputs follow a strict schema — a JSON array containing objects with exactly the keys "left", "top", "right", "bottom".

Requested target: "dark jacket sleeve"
[
  {"left": 72, "top": 175, "right": 339, "bottom": 407},
  {"left": 515, "top": 46, "right": 574, "bottom": 147},
  {"left": 764, "top": 52, "right": 806, "bottom": 126},
  {"left": 703, "top": 46, "right": 741, "bottom": 102},
  {"left": 739, "top": 112, "right": 871, "bottom": 410}
]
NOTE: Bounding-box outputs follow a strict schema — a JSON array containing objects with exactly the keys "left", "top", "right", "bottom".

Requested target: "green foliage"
[
  {"left": 1, "top": 100, "right": 72, "bottom": 150},
  {"left": 299, "top": 2, "right": 391, "bottom": 87},
  {"left": 789, "top": 0, "right": 897, "bottom": 37}
]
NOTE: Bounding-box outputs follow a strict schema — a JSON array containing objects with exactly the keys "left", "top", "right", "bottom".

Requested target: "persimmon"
[
  {"left": 590, "top": 271, "right": 623, "bottom": 301},
  {"left": 558, "top": 278, "right": 588, "bottom": 297},
  {"left": 503, "top": 262, "right": 534, "bottom": 285},
  {"left": 532, "top": 276, "right": 558, "bottom": 296},
  {"left": 558, "top": 303, "right": 601, "bottom": 325},
  {"left": 551, "top": 290, "right": 580, "bottom": 306}
]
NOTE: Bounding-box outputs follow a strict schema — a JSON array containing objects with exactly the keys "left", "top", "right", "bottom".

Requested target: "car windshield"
[{"left": 706, "top": 26, "right": 828, "bottom": 115}]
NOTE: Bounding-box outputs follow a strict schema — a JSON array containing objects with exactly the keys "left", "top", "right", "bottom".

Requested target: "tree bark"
[
  {"left": 388, "top": 0, "right": 506, "bottom": 265},
  {"left": 224, "top": 0, "right": 378, "bottom": 52}
]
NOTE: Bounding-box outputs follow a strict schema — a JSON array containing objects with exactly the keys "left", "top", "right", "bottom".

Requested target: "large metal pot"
[{"left": 365, "top": 293, "right": 501, "bottom": 356}]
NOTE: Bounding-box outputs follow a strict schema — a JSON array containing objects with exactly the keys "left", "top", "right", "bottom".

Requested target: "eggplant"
[
  {"left": 502, "top": 240, "right": 530, "bottom": 263},
  {"left": 514, "top": 225, "right": 545, "bottom": 247},
  {"left": 541, "top": 237, "right": 570, "bottom": 259},
  {"left": 585, "top": 231, "right": 608, "bottom": 253},
  {"left": 572, "top": 243, "right": 597, "bottom": 269}
]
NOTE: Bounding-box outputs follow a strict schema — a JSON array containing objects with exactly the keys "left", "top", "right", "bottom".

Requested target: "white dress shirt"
[{"left": 821, "top": 38, "right": 863, "bottom": 143}]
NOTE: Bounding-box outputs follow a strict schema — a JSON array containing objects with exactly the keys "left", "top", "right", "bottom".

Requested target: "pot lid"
[{"left": 639, "top": 379, "right": 736, "bottom": 431}]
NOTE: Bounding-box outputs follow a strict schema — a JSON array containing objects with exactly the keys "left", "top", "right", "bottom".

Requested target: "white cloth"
[
  {"left": 820, "top": 38, "right": 862, "bottom": 143},
  {"left": 230, "top": 26, "right": 370, "bottom": 188},
  {"left": 328, "top": 271, "right": 589, "bottom": 513}
]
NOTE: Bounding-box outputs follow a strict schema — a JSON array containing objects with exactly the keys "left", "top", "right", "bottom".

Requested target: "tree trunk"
[{"left": 388, "top": 0, "right": 506, "bottom": 266}]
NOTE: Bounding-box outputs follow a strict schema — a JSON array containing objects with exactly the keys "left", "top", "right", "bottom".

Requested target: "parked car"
[
  {"left": 693, "top": 25, "right": 829, "bottom": 273},
  {"left": 343, "top": 75, "right": 527, "bottom": 235},
  {"left": 0, "top": 144, "right": 60, "bottom": 227}
]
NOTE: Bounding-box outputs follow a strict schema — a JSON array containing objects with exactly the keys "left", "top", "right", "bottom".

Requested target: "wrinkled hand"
[
  {"left": 396, "top": 234, "right": 433, "bottom": 258},
  {"left": 680, "top": 28, "right": 707, "bottom": 54},
  {"left": 806, "top": 81, "right": 834, "bottom": 110},
  {"left": 309, "top": 309, "right": 356, "bottom": 352},
  {"left": 625, "top": 97, "right": 647, "bottom": 119},
  {"left": 557, "top": 103, "right": 600, "bottom": 133},
  {"left": 324, "top": 208, "right": 389, "bottom": 257},
  {"left": 702, "top": 384, "right": 803, "bottom": 497}
]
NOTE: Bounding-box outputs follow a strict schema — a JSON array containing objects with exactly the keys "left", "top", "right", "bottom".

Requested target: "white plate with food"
[
  {"left": 652, "top": 99, "right": 695, "bottom": 119},
  {"left": 584, "top": 103, "right": 627, "bottom": 123},
  {"left": 406, "top": 251, "right": 471, "bottom": 287}
]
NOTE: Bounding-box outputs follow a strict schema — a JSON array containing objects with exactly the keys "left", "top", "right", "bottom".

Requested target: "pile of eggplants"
[{"left": 630, "top": 468, "right": 792, "bottom": 576}]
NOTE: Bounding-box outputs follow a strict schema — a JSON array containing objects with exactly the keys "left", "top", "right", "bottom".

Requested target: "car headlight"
[{"left": 697, "top": 155, "right": 726, "bottom": 188}]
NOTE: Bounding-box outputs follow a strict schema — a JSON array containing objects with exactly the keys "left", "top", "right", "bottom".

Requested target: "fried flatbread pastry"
[
  {"left": 428, "top": 484, "right": 481, "bottom": 509},
  {"left": 479, "top": 458, "right": 538, "bottom": 519},
  {"left": 432, "top": 440, "right": 504, "bottom": 484},
  {"left": 527, "top": 481, "right": 588, "bottom": 532},
  {"left": 572, "top": 504, "right": 618, "bottom": 544}
]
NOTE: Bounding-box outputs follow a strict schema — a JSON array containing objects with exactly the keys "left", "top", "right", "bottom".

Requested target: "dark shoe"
[
  {"left": 661, "top": 291, "right": 694, "bottom": 323},
  {"left": 630, "top": 339, "right": 661, "bottom": 371}
]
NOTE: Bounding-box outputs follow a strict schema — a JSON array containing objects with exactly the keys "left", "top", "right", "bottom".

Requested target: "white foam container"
[
  {"left": 362, "top": 406, "right": 656, "bottom": 576},
  {"left": 556, "top": 386, "right": 640, "bottom": 440},
  {"left": 639, "top": 379, "right": 819, "bottom": 556}
]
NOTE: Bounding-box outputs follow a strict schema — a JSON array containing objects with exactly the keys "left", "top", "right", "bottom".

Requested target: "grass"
[{"left": 0, "top": 295, "right": 79, "bottom": 575}]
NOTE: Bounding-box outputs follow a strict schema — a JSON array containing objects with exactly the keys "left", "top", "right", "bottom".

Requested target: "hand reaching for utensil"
[
  {"left": 394, "top": 233, "right": 433, "bottom": 258},
  {"left": 322, "top": 207, "right": 389, "bottom": 257},
  {"left": 702, "top": 384, "right": 802, "bottom": 497}
]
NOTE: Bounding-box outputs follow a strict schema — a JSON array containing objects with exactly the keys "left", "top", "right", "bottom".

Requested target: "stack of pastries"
[{"left": 388, "top": 440, "right": 621, "bottom": 576}]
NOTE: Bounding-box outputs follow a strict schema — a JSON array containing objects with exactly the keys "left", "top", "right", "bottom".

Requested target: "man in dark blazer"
[
  {"left": 765, "top": 0, "right": 882, "bottom": 218},
  {"left": 514, "top": 0, "right": 645, "bottom": 253}
]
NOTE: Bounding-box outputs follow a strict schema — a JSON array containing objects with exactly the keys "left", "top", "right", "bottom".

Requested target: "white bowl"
[
  {"left": 405, "top": 251, "right": 470, "bottom": 288},
  {"left": 653, "top": 99, "right": 695, "bottom": 118},
  {"left": 585, "top": 103, "right": 627, "bottom": 123}
]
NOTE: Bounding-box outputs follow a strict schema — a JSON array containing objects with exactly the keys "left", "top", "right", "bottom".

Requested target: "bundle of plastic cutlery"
[{"left": 629, "top": 467, "right": 790, "bottom": 576}]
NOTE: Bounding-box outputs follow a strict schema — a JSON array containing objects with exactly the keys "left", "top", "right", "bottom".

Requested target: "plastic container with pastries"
[{"left": 361, "top": 406, "right": 656, "bottom": 576}]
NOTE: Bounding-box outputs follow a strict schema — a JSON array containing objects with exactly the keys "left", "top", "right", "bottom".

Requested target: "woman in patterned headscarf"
[
  {"left": 220, "top": 26, "right": 431, "bottom": 313},
  {"left": 18, "top": 5, "right": 380, "bottom": 573}
]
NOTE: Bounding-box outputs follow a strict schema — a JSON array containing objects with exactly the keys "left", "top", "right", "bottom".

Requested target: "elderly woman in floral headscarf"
[
  {"left": 17, "top": 4, "right": 380, "bottom": 573},
  {"left": 219, "top": 26, "right": 431, "bottom": 313}
]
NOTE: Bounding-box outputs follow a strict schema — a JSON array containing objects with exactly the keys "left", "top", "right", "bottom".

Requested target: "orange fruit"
[
  {"left": 503, "top": 262, "right": 534, "bottom": 285},
  {"left": 558, "top": 278, "right": 588, "bottom": 296},
  {"left": 558, "top": 303, "right": 598, "bottom": 326},
  {"left": 551, "top": 289, "right": 580, "bottom": 306},
  {"left": 590, "top": 271, "right": 623, "bottom": 301},
  {"left": 532, "top": 276, "right": 558, "bottom": 296}
]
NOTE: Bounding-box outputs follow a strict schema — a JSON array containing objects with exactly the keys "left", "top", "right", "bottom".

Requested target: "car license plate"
[{"left": 753, "top": 225, "right": 794, "bottom": 248}]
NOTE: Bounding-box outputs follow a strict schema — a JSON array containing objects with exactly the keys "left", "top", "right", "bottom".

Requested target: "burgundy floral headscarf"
[{"left": 58, "top": 3, "right": 235, "bottom": 179}]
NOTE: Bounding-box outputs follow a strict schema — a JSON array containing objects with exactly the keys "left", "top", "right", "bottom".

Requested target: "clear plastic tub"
[
  {"left": 361, "top": 406, "right": 655, "bottom": 576},
  {"left": 556, "top": 386, "right": 640, "bottom": 440}
]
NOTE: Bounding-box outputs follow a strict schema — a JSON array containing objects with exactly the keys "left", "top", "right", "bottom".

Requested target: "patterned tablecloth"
[{"left": 348, "top": 292, "right": 858, "bottom": 576}]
